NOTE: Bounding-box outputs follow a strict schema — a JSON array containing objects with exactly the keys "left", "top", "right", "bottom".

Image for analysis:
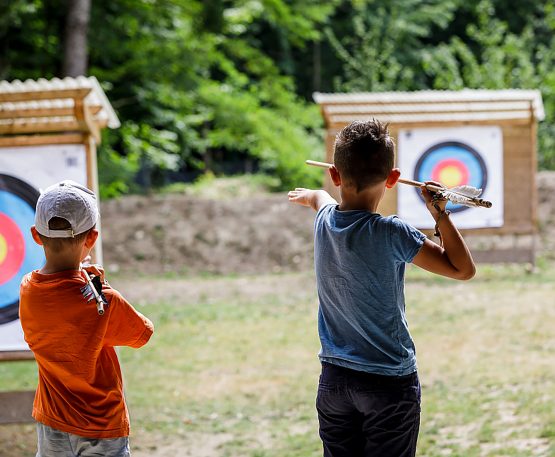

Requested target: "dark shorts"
[{"left": 316, "top": 362, "right": 421, "bottom": 457}]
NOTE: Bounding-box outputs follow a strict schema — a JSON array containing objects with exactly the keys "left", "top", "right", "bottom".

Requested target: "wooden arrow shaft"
[{"left": 305, "top": 160, "right": 492, "bottom": 208}]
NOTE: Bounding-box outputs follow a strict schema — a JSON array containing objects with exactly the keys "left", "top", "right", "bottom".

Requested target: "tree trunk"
[
  {"left": 62, "top": 0, "right": 91, "bottom": 77},
  {"left": 313, "top": 40, "right": 321, "bottom": 93}
]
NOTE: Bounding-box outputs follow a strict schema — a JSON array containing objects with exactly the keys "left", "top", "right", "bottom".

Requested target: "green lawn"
[{"left": 1, "top": 263, "right": 554, "bottom": 457}]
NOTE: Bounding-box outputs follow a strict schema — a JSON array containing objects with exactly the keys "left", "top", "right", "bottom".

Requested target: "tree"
[
  {"left": 63, "top": 0, "right": 91, "bottom": 76},
  {"left": 2, "top": 0, "right": 554, "bottom": 198},
  {"left": 324, "top": 0, "right": 459, "bottom": 92},
  {"left": 87, "top": 0, "right": 337, "bottom": 195},
  {"left": 421, "top": 0, "right": 555, "bottom": 168}
]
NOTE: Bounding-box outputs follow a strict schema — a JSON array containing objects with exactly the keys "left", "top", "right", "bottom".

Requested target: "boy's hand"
[
  {"left": 420, "top": 181, "right": 448, "bottom": 219},
  {"left": 288, "top": 188, "right": 315, "bottom": 207},
  {"left": 81, "top": 259, "right": 106, "bottom": 284},
  {"left": 288, "top": 188, "right": 338, "bottom": 212}
]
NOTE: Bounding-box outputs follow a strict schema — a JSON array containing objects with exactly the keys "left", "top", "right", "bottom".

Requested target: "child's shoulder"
[
  {"left": 381, "top": 214, "right": 415, "bottom": 230},
  {"left": 364, "top": 214, "right": 423, "bottom": 245},
  {"left": 20, "top": 271, "right": 33, "bottom": 286},
  {"left": 101, "top": 284, "right": 126, "bottom": 304}
]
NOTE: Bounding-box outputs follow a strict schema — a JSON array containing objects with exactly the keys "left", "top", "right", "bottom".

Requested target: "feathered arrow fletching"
[
  {"left": 449, "top": 185, "right": 483, "bottom": 198},
  {"left": 440, "top": 185, "right": 484, "bottom": 207}
]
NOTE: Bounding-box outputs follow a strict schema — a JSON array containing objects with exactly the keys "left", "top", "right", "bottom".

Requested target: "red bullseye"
[
  {"left": 0, "top": 212, "right": 25, "bottom": 285},
  {"left": 431, "top": 159, "right": 469, "bottom": 188}
]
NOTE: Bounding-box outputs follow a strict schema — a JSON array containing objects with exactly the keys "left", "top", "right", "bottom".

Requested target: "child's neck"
[
  {"left": 39, "top": 250, "right": 83, "bottom": 275},
  {"left": 338, "top": 183, "right": 385, "bottom": 213}
]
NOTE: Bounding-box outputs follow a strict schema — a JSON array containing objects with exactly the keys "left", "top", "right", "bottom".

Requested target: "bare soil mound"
[
  {"left": 101, "top": 172, "right": 555, "bottom": 275},
  {"left": 101, "top": 194, "right": 315, "bottom": 275}
]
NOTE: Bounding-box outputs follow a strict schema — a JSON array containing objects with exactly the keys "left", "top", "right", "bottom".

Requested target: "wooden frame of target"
[
  {"left": 314, "top": 90, "right": 544, "bottom": 264},
  {"left": 0, "top": 77, "right": 119, "bottom": 369}
]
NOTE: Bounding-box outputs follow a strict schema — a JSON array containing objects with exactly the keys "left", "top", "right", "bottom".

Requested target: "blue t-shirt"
[{"left": 314, "top": 204, "right": 427, "bottom": 376}]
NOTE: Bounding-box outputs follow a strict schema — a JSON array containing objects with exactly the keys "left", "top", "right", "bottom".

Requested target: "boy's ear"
[
  {"left": 30, "top": 226, "right": 43, "bottom": 246},
  {"left": 385, "top": 168, "right": 401, "bottom": 189},
  {"left": 84, "top": 229, "right": 99, "bottom": 249},
  {"left": 329, "top": 165, "right": 341, "bottom": 187}
]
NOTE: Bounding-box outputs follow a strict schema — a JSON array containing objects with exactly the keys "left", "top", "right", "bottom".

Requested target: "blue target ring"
[
  {"left": 414, "top": 141, "right": 488, "bottom": 213},
  {"left": 0, "top": 174, "right": 45, "bottom": 325}
]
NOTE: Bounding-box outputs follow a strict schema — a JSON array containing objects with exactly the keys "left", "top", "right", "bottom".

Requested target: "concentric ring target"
[
  {"left": 0, "top": 174, "right": 45, "bottom": 324},
  {"left": 413, "top": 141, "right": 488, "bottom": 213}
]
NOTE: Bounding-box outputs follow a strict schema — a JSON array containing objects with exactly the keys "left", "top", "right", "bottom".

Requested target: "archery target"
[
  {"left": 398, "top": 127, "right": 503, "bottom": 229},
  {"left": 414, "top": 141, "right": 488, "bottom": 213},
  {"left": 0, "top": 144, "right": 88, "bottom": 351},
  {"left": 0, "top": 175, "right": 44, "bottom": 325}
]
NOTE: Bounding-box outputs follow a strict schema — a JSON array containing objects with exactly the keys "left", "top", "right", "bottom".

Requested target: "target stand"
[
  {"left": 314, "top": 90, "right": 544, "bottom": 264},
  {"left": 0, "top": 76, "right": 119, "bottom": 422}
]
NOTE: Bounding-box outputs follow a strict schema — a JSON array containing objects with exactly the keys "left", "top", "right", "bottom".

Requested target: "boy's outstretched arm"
[
  {"left": 288, "top": 188, "right": 337, "bottom": 212},
  {"left": 412, "top": 184, "right": 476, "bottom": 281}
]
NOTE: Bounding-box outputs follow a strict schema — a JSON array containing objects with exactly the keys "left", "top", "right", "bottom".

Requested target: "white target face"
[
  {"left": 398, "top": 126, "right": 504, "bottom": 229},
  {"left": 0, "top": 144, "right": 87, "bottom": 351}
]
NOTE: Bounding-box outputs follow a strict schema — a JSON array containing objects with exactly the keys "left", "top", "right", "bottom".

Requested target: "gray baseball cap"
[{"left": 35, "top": 180, "right": 99, "bottom": 238}]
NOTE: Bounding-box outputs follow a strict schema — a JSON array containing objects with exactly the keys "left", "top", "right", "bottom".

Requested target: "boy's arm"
[
  {"left": 103, "top": 290, "right": 154, "bottom": 348},
  {"left": 412, "top": 184, "right": 476, "bottom": 280},
  {"left": 288, "top": 188, "right": 337, "bottom": 211}
]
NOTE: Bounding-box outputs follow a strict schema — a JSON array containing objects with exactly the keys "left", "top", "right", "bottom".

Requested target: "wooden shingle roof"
[
  {"left": 0, "top": 76, "right": 120, "bottom": 142},
  {"left": 314, "top": 89, "right": 544, "bottom": 128}
]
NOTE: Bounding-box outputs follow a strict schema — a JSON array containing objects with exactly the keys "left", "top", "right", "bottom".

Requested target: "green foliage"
[
  {"left": 97, "top": 139, "right": 139, "bottom": 199},
  {"left": 327, "top": 0, "right": 460, "bottom": 92},
  {"left": 160, "top": 172, "right": 281, "bottom": 199},
  {"left": 537, "top": 1, "right": 555, "bottom": 170},
  {"left": 421, "top": 1, "right": 539, "bottom": 90},
  {"left": 2, "top": 0, "right": 555, "bottom": 197},
  {"left": 324, "top": 0, "right": 555, "bottom": 170},
  {"left": 420, "top": 0, "right": 555, "bottom": 168},
  {"left": 90, "top": 0, "right": 332, "bottom": 192}
]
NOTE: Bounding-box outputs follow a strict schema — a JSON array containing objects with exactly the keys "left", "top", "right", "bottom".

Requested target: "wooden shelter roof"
[
  {"left": 314, "top": 89, "right": 545, "bottom": 128},
  {"left": 0, "top": 76, "right": 120, "bottom": 142}
]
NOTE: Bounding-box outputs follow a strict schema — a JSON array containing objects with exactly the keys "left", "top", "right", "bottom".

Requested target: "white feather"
[
  {"left": 443, "top": 192, "right": 478, "bottom": 207},
  {"left": 449, "top": 185, "right": 483, "bottom": 198}
]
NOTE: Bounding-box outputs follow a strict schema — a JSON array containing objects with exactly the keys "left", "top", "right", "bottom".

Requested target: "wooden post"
[{"left": 84, "top": 133, "right": 103, "bottom": 265}]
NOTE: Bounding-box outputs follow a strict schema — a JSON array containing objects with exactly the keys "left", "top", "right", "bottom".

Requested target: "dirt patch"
[
  {"left": 101, "top": 194, "right": 314, "bottom": 275},
  {"left": 101, "top": 172, "right": 555, "bottom": 275},
  {"left": 0, "top": 424, "right": 35, "bottom": 457},
  {"left": 132, "top": 432, "right": 234, "bottom": 457}
]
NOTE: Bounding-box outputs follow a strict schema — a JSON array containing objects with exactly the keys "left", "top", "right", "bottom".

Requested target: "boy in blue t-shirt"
[{"left": 288, "top": 120, "right": 475, "bottom": 457}]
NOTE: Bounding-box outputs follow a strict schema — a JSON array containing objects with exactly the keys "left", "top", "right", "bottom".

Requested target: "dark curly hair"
[{"left": 333, "top": 119, "right": 395, "bottom": 192}]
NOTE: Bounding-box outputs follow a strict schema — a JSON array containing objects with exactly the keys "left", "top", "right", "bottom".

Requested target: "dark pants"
[{"left": 316, "top": 363, "right": 421, "bottom": 457}]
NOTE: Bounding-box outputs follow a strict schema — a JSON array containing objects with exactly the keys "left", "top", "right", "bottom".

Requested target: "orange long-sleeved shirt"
[{"left": 19, "top": 267, "right": 153, "bottom": 438}]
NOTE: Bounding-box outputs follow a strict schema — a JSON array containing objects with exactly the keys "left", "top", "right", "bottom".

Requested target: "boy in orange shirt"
[{"left": 19, "top": 180, "right": 154, "bottom": 457}]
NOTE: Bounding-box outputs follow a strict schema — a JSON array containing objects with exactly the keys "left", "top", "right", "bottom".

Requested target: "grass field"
[{"left": 1, "top": 262, "right": 554, "bottom": 457}]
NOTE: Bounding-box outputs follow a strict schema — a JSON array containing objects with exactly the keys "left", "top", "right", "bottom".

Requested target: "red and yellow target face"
[
  {"left": 431, "top": 159, "right": 470, "bottom": 188},
  {"left": 414, "top": 142, "right": 488, "bottom": 212},
  {"left": 0, "top": 213, "right": 25, "bottom": 285},
  {"left": 0, "top": 174, "right": 45, "bottom": 324},
  {"left": 0, "top": 233, "right": 6, "bottom": 265}
]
